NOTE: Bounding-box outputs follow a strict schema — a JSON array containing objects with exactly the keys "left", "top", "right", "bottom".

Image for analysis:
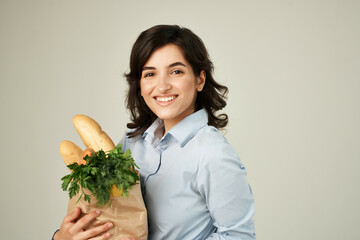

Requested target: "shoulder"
[
  {"left": 194, "top": 124, "right": 222, "bottom": 140},
  {"left": 193, "top": 126, "right": 232, "bottom": 152},
  {"left": 195, "top": 126, "right": 245, "bottom": 171},
  {"left": 192, "top": 126, "right": 243, "bottom": 168},
  {"left": 119, "top": 128, "right": 142, "bottom": 151}
]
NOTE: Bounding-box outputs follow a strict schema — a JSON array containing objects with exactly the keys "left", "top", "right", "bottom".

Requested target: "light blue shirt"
[{"left": 121, "top": 109, "right": 255, "bottom": 239}]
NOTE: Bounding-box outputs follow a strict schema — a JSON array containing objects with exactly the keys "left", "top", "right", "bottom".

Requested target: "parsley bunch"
[{"left": 61, "top": 144, "right": 140, "bottom": 206}]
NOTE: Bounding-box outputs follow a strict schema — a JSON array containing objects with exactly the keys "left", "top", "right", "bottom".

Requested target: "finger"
[
  {"left": 91, "top": 233, "right": 112, "bottom": 240},
  {"left": 90, "top": 232, "right": 112, "bottom": 240},
  {"left": 72, "top": 210, "right": 101, "bottom": 232},
  {"left": 80, "top": 222, "right": 113, "bottom": 240},
  {"left": 63, "top": 207, "right": 81, "bottom": 224}
]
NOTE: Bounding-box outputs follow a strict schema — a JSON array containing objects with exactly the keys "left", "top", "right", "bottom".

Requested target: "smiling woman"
[
  {"left": 121, "top": 25, "right": 256, "bottom": 239},
  {"left": 54, "top": 25, "right": 256, "bottom": 240}
]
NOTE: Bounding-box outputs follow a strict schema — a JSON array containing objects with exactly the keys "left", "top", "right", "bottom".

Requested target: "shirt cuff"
[{"left": 52, "top": 229, "right": 59, "bottom": 240}]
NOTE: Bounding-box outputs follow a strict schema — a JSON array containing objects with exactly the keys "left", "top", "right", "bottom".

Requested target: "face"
[{"left": 140, "top": 44, "right": 206, "bottom": 133}]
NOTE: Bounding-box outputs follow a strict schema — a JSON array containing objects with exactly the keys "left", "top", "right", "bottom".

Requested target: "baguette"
[
  {"left": 59, "top": 140, "right": 83, "bottom": 167},
  {"left": 72, "top": 114, "right": 115, "bottom": 152}
]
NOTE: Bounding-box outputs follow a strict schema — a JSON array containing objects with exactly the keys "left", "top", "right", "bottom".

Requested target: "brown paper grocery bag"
[
  {"left": 60, "top": 114, "right": 148, "bottom": 239},
  {"left": 68, "top": 185, "right": 148, "bottom": 240}
]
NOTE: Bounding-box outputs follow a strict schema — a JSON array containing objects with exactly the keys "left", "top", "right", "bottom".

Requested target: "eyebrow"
[
  {"left": 169, "top": 62, "right": 186, "bottom": 68},
  {"left": 142, "top": 62, "right": 187, "bottom": 70},
  {"left": 142, "top": 66, "right": 155, "bottom": 70}
]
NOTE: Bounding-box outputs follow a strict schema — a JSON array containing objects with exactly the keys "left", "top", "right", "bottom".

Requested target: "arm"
[{"left": 198, "top": 142, "right": 256, "bottom": 240}]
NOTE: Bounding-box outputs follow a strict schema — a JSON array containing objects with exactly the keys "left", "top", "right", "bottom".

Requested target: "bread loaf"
[
  {"left": 59, "top": 140, "right": 83, "bottom": 167},
  {"left": 72, "top": 114, "right": 115, "bottom": 152}
]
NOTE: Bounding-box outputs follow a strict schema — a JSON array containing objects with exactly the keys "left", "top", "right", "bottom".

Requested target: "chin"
[{"left": 155, "top": 112, "right": 176, "bottom": 121}]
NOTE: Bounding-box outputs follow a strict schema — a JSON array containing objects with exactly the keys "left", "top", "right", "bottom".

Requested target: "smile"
[{"left": 155, "top": 96, "right": 177, "bottom": 102}]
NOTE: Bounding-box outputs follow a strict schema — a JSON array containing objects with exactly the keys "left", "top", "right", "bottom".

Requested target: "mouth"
[{"left": 155, "top": 95, "right": 177, "bottom": 103}]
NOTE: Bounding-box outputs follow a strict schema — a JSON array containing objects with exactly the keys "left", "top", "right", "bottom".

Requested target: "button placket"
[{"left": 145, "top": 145, "right": 163, "bottom": 182}]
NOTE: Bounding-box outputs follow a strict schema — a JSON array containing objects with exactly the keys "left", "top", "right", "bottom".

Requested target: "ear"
[{"left": 196, "top": 70, "right": 206, "bottom": 91}]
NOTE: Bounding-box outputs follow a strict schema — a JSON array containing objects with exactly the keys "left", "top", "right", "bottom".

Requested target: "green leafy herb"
[{"left": 61, "top": 144, "right": 139, "bottom": 206}]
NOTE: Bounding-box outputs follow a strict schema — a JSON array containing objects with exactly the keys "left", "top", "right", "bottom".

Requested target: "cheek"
[
  {"left": 141, "top": 80, "right": 158, "bottom": 98},
  {"left": 140, "top": 81, "right": 148, "bottom": 97},
  {"left": 177, "top": 80, "right": 197, "bottom": 96}
]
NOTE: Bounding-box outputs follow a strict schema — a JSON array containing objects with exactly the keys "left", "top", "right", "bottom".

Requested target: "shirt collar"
[
  {"left": 142, "top": 118, "right": 164, "bottom": 147},
  {"left": 142, "top": 109, "right": 209, "bottom": 148}
]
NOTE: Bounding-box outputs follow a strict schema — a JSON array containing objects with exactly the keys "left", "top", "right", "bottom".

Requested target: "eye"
[
  {"left": 171, "top": 69, "right": 183, "bottom": 75},
  {"left": 143, "top": 72, "right": 154, "bottom": 78}
]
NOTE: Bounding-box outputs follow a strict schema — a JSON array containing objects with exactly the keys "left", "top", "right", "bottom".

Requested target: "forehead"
[{"left": 144, "top": 44, "right": 188, "bottom": 67}]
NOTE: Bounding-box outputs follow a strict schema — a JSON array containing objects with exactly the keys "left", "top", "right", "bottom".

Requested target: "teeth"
[{"left": 156, "top": 96, "right": 176, "bottom": 102}]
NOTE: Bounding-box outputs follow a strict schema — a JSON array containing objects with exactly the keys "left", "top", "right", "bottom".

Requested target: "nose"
[{"left": 158, "top": 73, "right": 171, "bottom": 93}]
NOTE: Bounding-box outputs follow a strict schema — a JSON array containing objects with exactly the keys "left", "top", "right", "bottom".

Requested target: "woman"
[{"left": 54, "top": 25, "right": 255, "bottom": 240}]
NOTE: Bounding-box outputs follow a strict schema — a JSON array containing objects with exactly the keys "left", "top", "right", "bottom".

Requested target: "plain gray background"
[{"left": 1, "top": 0, "right": 359, "bottom": 239}]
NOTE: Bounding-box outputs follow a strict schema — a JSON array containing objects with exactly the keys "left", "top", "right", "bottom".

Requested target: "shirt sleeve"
[
  {"left": 51, "top": 229, "right": 59, "bottom": 240},
  {"left": 118, "top": 132, "right": 127, "bottom": 151},
  {"left": 197, "top": 139, "right": 256, "bottom": 240}
]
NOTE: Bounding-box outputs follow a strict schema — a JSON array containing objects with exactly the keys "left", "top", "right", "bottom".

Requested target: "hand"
[{"left": 54, "top": 207, "right": 113, "bottom": 240}]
